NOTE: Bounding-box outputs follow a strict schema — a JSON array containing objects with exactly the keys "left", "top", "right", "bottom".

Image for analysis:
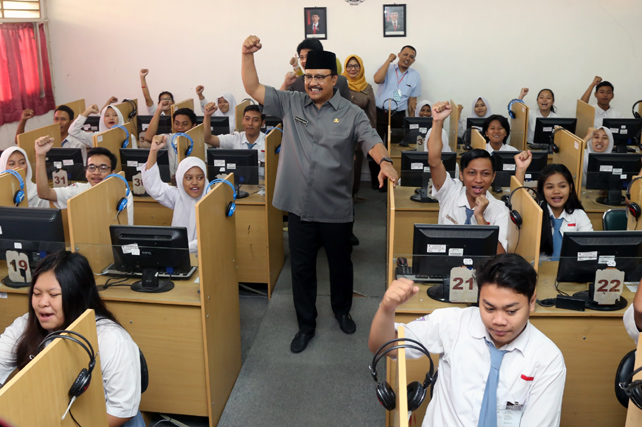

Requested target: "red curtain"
[{"left": 0, "top": 23, "right": 55, "bottom": 126}]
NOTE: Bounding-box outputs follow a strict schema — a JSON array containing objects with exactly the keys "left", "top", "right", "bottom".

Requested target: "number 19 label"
[
  {"left": 449, "top": 267, "right": 477, "bottom": 303},
  {"left": 6, "top": 250, "right": 31, "bottom": 284}
]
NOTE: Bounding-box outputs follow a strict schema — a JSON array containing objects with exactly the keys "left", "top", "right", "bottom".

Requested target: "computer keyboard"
[
  {"left": 527, "top": 143, "right": 550, "bottom": 151},
  {"left": 101, "top": 264, "right": 197, "bottom": 280},
  {"left": 395, "top": 266, "right": 446, "bottom": 283}
]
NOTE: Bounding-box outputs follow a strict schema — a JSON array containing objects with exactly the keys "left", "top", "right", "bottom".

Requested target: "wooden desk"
[
  {"left": 581, "top": 189, "right": 621, "bottom": 231},
  {"left": 133, "top": 196, "right": 173, "bottom": 226},
  {"left": 389, "top": 261, "right": 633, "bottom": 427}
]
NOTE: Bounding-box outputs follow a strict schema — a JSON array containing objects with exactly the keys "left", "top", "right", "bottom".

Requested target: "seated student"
[
  {"left": 581, "top": 126, "right": 614, "bottom": 187},
  {"left": 428, "top": 101, "right": 508, "bottom": 253},
  {"left": 458, "top": 96, "right": 493, "bottom": 140},
  {"left": 141, "top": 135, "right": 207, "bottom": 253},
  {"left": 67, "top": 102, "right": 138, "bottom": 149},
  {"left": 139, "top": 68, "right": 174, "bottom": 115},
  {"left": 624, "top": 279, "right": 642, "bottom": 345},
  {"left": 0, "top": 147, "right": 49, "bottom": 208},
  {"left": 515, "top": 151, "right": 592, "bottom": 261},
  {"left": 415, "top": 99, "right": 451, "bottom": 153},
  {"left": 0, "top": 250, "right": 144, "bottom": 427},
  {"left": 193, "top": 90, "right": 238, "bottom": 134},
  {"left": 517, "top": 87, "right": 559, "bottom": 145},
  {"left": 14, "top": 106, "right": 86, "bottom": 154},
  {"left": 483, "top": 114, "right": 516, "bottom": 154},
  {"left": 34, "top": 137, "right": 134, "bottom": 225},
  {"left": 204, "top": 103, "right": 266, "bottom": 162},
  {"left": 368, "top": 253, "right": 566, "bottom": 427},
  {"left": 580, "top": 76, "right": 622, "bottom": 127}
]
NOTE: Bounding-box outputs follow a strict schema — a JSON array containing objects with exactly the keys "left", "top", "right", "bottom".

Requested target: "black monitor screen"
[
  {"left": 492, "top": 151, "right": 548, "bottom": 188},
  {"left": 45, "top": 148, "right": 86, "bottom": 182},
  {"left": 137, "top": 115, "right": 172, "bottom": 136},
  {"left": 207, "top": 149, "right": 259, "bottom": 186},
  {"left": 467, "top": 118, "right": 486, "bottom": 129},
  {"left": 556, "top": 231, "right": 642, "bottom": 283},
  {"left": 402, "top": 117, "right": 433, "bottom": 146},
  {"left": 586, "top": 153, "right": 642, "bottom": 205},
  {"left": 412, "top": 224, "right": 499, "bottom": 277},
  {"left": 195, "top": 116, "right": 230, "bottom": 136},
  {"left": 263, "top": 115, "right": 283, "bottom": 132},
  {"left": 82, "top": 116, "right": 100, "bottom": 132},
  {"left": 400, "top": 151, "right": 457, "bottom": 187},
  {"left": 120, "top": 149, "right": 171, "bottom": 184},
  {"left": 0, "top": 207, "right": 65, "bottom": 263},
  {"left": 602, "top": 118, "right": 642, "bottom": 151},
  {"left": 532, "top": 117, "right": 577, "bottom": 145}
]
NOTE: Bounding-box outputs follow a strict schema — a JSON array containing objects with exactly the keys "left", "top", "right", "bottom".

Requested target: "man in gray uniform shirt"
[{"left": 242, "top": 35, "right": 398, "bottom": 353}]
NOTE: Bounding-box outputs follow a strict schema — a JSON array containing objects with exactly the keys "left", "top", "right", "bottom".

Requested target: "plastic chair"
[
  {"left": 603, "top": 209, "right": 627, "bottom": 231},
  {"left": 615, "top": 349, "right": 636, "bottom": 407}
]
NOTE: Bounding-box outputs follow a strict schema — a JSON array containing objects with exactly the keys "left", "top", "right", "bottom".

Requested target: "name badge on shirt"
[
  {"left": 393, "top": 89, "right": 402, "bottom": 102},
  {"left": 497, "top": 402, "right": 524, "bottom": 427},
  {"left": 567, "top": 223, "right": 576, "bottom": 229},
  {"left": 295, "top": 116, "right": 308, "bottom": 126}
]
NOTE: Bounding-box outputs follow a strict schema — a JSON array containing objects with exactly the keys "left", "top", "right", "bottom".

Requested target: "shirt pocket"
[{"left": 507, "top": 375, "right": 534, "bottom": 406}]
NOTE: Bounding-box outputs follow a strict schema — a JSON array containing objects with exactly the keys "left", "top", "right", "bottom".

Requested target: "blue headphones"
[
  {"left": 112, "top": 124, "right": 130, "bottom": 148},
  {"left": 206, "top": 178, "right": 237, "bottom": 217},
  {"left": 105, "top": 174, "right": 131, "bottom": 213},
  {"left": 507, "top": 99, "right": 525, "bottom": 119},
  {"left": 4, "top": 169, "right": 25, "bottom": 206},
  {"left": 171, "top": 133, "right": 194, "bottom": 156}
]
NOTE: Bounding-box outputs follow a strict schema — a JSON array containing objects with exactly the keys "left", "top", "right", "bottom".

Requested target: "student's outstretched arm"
[
  {"left": 145, "top": 100, "right": 169, "bottom": 142},
  {"left": 203, "top": 102, "right": 221, "bottom": 147},
  {"left": 34, "top": 136, "right": 58, "bottom": 202},
  {"left": 140, "top": 69, "right": 154, "bottom": 108},
  {"left": 14, "top": 109, "right": 34, "bottom": 144},
  {"left": 518, "top": 87, "right": 529, "bottom": 100},
  {"left": 581, "top": 76, "right": 602, "bottom": 104},
  {"left": 241, "top": 35, "right": 266, "bottom": 105},
  {"left": 427, "top": 101, "right": 451, "bottom": 191},
  {"left": 145, "top": 135, "right": 166, "bottom": 170},
  {"left": 373, "top": 53, "right": 395, "bottom": 85},
  {"left": 101, "top": 96, "right": 118, "bottom": 113},
  {"left": 514, "top": 150, "right": 532, "bottom": 185}
]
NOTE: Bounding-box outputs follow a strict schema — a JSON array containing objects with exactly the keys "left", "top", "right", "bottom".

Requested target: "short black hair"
[
  {"left": 87, "top": 146, "right": 117, "bottom": 170},
  {"left": 400, "top": 45, "right": 416, "bottom": 56},
  {"left": 537, "top": 88, "right": 556, "bottom": 114},
  {"left": 244, "top": 104, "right": 265, "bottom": 120},
  {"left": 173, "top": 108, "right": 197, "bottom": 126},
  {"left": 482, "top": 114, "right": 511, "bottom": 144},
  {"left": 476, "top": 253, "right": 538, "bottom": 301},
  {"left": 158, "top": 91, "right": 175, "bottom": 102},
  {"left": 297, "top": 39, "right": 324, "bottom": 55},
  {"left": 54, "top": 105, "right": 74, "bottom": 121},
  {"left": 460, "top": 148, "right": 495, "bottom": 172},
  {"left": 595, "top": 81, "right": 614, "bottom": 92}
]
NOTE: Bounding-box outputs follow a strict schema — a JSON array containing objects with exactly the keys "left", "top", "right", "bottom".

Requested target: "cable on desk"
[{"left": 98, "top": 273, "right": 135, "bottom": 291}]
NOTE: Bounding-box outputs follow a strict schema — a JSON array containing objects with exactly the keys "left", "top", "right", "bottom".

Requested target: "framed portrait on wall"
[
  {"left": 383, "top": 4, "right": 406, "bottom": 37},
  {"left": 304, "top": 7, "right": 327, "bottom": 40}
]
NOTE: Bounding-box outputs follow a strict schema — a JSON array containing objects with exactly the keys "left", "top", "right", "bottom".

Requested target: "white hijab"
[
  {"left": 214, "top": 92, "right": 237, "bottom": 133},
  {"left": 173, "top": 157, "right": 208, "bottom": 252},
  {"left": 471, "top": 97, "right": 492, "bottom": 119},
  {"left": 583, "top": 126, "right": 614, "bottom": 186},
  {"left": 0, "top": 146, "right": 48, "bottom": 207},
  {"left": 415, "top": 100, "right": 432, "bottom": 117},
  {"left": 98, "top": 105, "right": 137, "bottom": 148}
]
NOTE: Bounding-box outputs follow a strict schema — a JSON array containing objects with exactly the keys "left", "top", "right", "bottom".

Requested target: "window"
[{"left": 0, "top": 0, "right": 41, "bottom": 19}]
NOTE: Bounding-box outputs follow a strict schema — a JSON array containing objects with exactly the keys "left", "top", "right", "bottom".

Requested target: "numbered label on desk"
[
  {"left": 6, "top": 250, "right": 31, "bottom": 284},
  {"left": 52, "top": 169, "right": 68, "bottom": 188},
  {"left": 593, "top": 268, "right": 624, "bottom": 305},
  {"left": 132, "top": 172, "right": 146, "bottom": 195},
  {"left": 449, "top": 267, "right": 477, "bottom": 303}
]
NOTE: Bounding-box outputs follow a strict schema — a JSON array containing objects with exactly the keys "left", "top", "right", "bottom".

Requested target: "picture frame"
[
  {"left": 304, "top": 7, "right": 327, "bottom": 40},
  {"left": 383, "top": 4, "right": 406, "bottom": 38}
]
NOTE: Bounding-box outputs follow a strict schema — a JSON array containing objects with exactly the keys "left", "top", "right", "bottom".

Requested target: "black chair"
[
  {"left": 603, "top": 208, "right": 628, "bottom": 231},
  {"left": 615, "top": 349, "right": 636, "bottom": 407},
  {"left": 140, "top": 349, "right": 149, "bottom": 394}
]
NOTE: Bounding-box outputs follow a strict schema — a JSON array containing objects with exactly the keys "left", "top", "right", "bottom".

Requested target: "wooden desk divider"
[
  {"left": 552, "top": 128, "right": 584, "bottom": 199},
  {"left": 176, "top": 124, "right": 205, "bottom": 164},
  {"left": 625, "top": 333, "right": 642, "bottom": 426},
  {"left": 0, "top": 167, "right": 28, "bottom": 207},
  {"left": 448, "top": 99, "right": 459, "bottom": 152},
  {"left": 114, "top": 98, "right": 138, "bottom": 131},
  {"left": 507, "top": 176, "right": 542, "bottom": 271},
  {"left": 17, "top": 123, "right": 62, "bottom": 176},
  {"left": 195, "top": 172, "right": 242, "bottom": 425},
  {"left": 392, "top": 325, "right": 410, "bottom": 427},
  {"left": 59, "top": 99, "right": 86, "bottom": 121},
  {"left": 509, "top": 102, "right": 528, "bottom": 151},
  {"left": 576, "top": 100, "right": 595, "bottom": 140},
  {"left": 0, "top": 309, "right": 108, "bottom": 426},
  {"left": 171, "top": 99, "right": 195, "bottom": 133},
  {"left": 93, "top": 125, "right": 131, "bottom": 173},
  {"left": 387, "top": 179, "right": 397, "bottom": 287},
  {"left": 628, "top": 175, "right": 642, "bottom": 231},
  {"left": 471, "top": 128, "right": 486, "bottom": 150},
  {"left": 263, "top": 126, "right": 285, "bottom": 297},
  {"left": 67, "top": 172, "right": 128, "bottom": 273},
  {"left": 235, "top": 99, "right": 251, "bottom": 132}
]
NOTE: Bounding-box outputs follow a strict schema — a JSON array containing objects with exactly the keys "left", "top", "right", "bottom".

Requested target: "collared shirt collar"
[
  {"left": 304, "top": 87, "right": 341, "bottom": 110},
  {"left": 456, "top": 184, "right": 473, "bottom": 210},
  {"left": 394, "top": 63, "right": 409, "bottom": 76},
  {"left": 547, "top": 204, "right": 570, "bottom": 221},
  {"left": 470, "top": 308, "right": 531, "bottom": 355}
]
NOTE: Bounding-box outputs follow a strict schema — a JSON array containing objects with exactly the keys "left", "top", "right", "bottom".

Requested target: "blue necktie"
[
  {"left": 551, "top": 216, "right": 564, "bottom": 261},
  {"left": 479, "top": 339, "right": 507, "bottom": 427},
  {"left": 245, "top": 142, "right": 256, "bottom": 149},
  {"left": 464, "top": 207, "right": 475, "bottom": 225}
]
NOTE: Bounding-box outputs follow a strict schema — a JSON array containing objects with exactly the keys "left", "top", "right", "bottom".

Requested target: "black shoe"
[
  {"left": 290, "top": 331, "right": 315, "bottom": 353},
  {"left": 351, "top": 233, "right": 360, "bottom": 246},
  {"left": 335, "top": 313, "right": 356, "bottom": 334}
]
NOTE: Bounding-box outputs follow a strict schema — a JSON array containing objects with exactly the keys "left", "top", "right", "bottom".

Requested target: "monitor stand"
[
  {"left": 572, "top": 282, "right": 628, "bottom": 311},
  {"left": 492, "top": 182, "right": 503, "bottom": 194},
  {"left": 1, "top": 275, "right": 30, "bottom": 289},
  {"left": 427, "top": 278, "right": 451, "bottom": 303},
  {"left": 236, "top": 183, "right": 249, "bottom": 199},
  {"left": 131, "top": 268, "right": 175, "bottom": 293},
  {"left": 410, "top": 174, "right": 437, "bottom": 203}
]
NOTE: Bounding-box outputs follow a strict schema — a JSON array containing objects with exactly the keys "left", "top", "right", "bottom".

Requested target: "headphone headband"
[
  {"left": 382, "top": 98, "right": 399, "bottom": 112},
  {"left": 505, "top": 185, "right": 539, "bottom": 210},
  {"left": 507, "top": 99, "right": 525, "bottom": 119},
  {"left": 3, "top": 169, "right": 25, "bottom": 190},
  {"left": 112, "top": 124, "right": 130, "bottom": 148},
  {"left": 3, "top": 169, "right": 25, "bottom": 206},
  {"left": 36, "top": 330, "right": 96, "bottom": 371},
  {"left": 105, "top": 173, "right": 131, "bottom": 197},
  {"left": 171, "top": 132, "right": 195, "bottom": 156},
  {"left": 371, "top": 337, "right": 435, "bottom": 384},
  {"left": 632, "top": 100, "right": 642, "bottom": 119},
  {"left": 626, "top": 176, "right": 642, "bottom": 198},
  {"left": 206, "top": 178, "right": 237, "bottom": 198}
]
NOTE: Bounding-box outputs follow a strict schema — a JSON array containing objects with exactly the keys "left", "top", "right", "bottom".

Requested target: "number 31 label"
[
  {"left": 6, "top": 250, "right": 31, "bottom": 284},
  {"left": 593, "top": 268, "right": 624, "bottom": 305},
  {"left": 449, "top": 267, "right": 477, "bottom": 303}
]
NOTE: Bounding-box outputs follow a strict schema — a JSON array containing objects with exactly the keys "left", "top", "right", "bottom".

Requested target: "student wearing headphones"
[
  {"left": 428, "top": 101, "right": 508, "bottom": 253},
  {"left": 580, "top": 76, "right": 623, "bottom": 127},
  {"left": 33, "top": 136, "right": 134, "bottom": 225},
  {"left": 369, "top": 253, "right": 566, "bottom": 427},
  {"left": 141, "top": 135, "right": 207, "bottom": 253},
  {"left": 67, "top": 99, "right": 138, "bottom": 149},
  {"left": 203, "top": 103, "right": 266, "bottom": 162},
  {"left": 0, "top": 146, "right": 49, "bottom": 207},
  {"left": 0, "top": 251, "right": 143, "bottom": 427}
]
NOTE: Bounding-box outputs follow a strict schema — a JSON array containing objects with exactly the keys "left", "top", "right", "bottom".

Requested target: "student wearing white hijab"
[
  {"left": 582, "top": 126, "right": 614, "bottom": 187},
  {"left": 141, "top": 135, "right": 208, "bottom": 253},
  {"left": 415, "top": 99, "right": 451, "bottom": 153},
  {"left": 213, "top": 93, "right": 237, "bottom": 133},
  {"left": 0, "top": 147, "right": 49, "bottom": 208},
  {"left": 68, "top": 104, "right": 138, "bottom": 149},
  {"left": 458, "top": 96, "right": 493, "bottom": 138}
]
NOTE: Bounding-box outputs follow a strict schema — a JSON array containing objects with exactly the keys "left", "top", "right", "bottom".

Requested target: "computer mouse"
[{"left": 397, "top": 257, "right": 408, "bottom": 267}]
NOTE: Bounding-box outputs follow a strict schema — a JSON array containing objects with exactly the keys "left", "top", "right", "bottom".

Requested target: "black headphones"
[
  {"left": 461, "top": 126, "right": 481, "bottom": 151},
  {"left": 504, "top": 186, "right": 540, "bottom": 229},
  {"left": 122, "top": 99, "right": 138, "bottom": 121},
  {"left": 3, "top": 169, "right": 25, "bottom": 206},
  {"left": 171, "top": 133, "right": 194, "bottom": 156},
  {"left": 35, "top": 330, "right": 96, "bottom": 398},
  {"left": 626, "top": 176, "right": 642, "bottom": 220},
  {"left": 370, "top": 337, "right": 435, "bottom": 412},
  {"left": 548, "top": 126, "right": 562, "bottom": 153},
  {"left": 632, "top": 100, "right": 642, "bottom": 119},
  {"left": 206, "top": 178, "right": 237, "bottom": 217},
  {"left": 507, "top": 99, "right": 525, "bottom": 119},
  {"left": 382, "top": 98, "right": 399, "bottom": 113},
  {"left": 112, "top": 124, "right": 130, "bottom": 148},
  {"left": 105, "top": 174, "right": 131, "bottom": 215},
  {"left": 619, "top": 365, "right": 642, "bottom": 410}
]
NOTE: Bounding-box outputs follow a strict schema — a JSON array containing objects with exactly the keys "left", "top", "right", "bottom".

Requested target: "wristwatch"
[{"left": 380, "top": 157, "right": 393, "bottom": 166}]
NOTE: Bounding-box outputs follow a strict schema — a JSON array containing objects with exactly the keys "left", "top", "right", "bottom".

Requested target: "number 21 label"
[{"left": 449, "top": 267, "right": 477, "bottom": 303}]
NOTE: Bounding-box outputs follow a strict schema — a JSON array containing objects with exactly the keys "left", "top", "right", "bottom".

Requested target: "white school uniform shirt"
[
  {"left": 0, "top": 147, "right": 49, "bottom": 208},
  {"left": 623, "top": 304, "right": 640, "bottom": 345},
  {"left": 421, "top": 128, "right": 451, "bottom": 153},
  {"left": 0, "top": 314, "right": 141, "bottom": 418},
  {"left": 213, "top": 92, "right": 237, "bottom": 133},
  {"left": 53, "top": 182, "right": 134, "bottom": 225},
  {"left": 527, "top": 109, "right": 559, "bottom": 145},
  {"left": 396, "top": 307, "right": 566, "bottom": 427},
  {"left": 217, "top": 131, "right": 267, "bottom": 162},
  {"left": 486, "top": 142, "right": 518, "bottom": 154},
  {"left": 594, "top": 105, "right": 623, "bottom": 128},
  {"left": 61, "top": 133, "right": 88, "bottom": 164},
  {"left": 432, "top": 176, "right": 509, "bottom": 250},
  {"left": 546, "top": 204, "right": 593, "bottom": 233},
  {"left": 68, "top": 109, "right": 138, "bottom": 149}
]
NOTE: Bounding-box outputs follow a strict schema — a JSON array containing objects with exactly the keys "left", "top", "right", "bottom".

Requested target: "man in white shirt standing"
[
  {"left": 369, "top": 253, "right": 566, "bottom": 427},
  {"left": 203, "top": 104, "right": 266, "bottom": 163},
  {"left": 580, "top": 76, "right": 623, "bottom": 127}
]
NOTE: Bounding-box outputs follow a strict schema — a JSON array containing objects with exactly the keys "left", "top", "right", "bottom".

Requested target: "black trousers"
[
  {"left": 376, "top": 107, "right": 406, "bottom": 141},
  {"left": 288, "top": 213, "right": 353, "bottom": 334}
]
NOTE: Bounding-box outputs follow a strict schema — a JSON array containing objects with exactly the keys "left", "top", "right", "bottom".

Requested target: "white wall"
[{"left": 2, "top": 0, "right": 641, "bottom": 150}]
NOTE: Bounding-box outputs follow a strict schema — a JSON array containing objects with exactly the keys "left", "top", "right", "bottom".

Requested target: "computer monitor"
[
  {"left": 412, "top": 224, "right": 499, "bottom": 303},
  {"left": 120, "top": 148, "right": 171, "bottom": 189},
  {"left": 602, "top": 118, "right": 642, "bottom": 153},
  {"left": 467, "top": 118, "right": 486, "bottom": 130},
  {"left": 401, "top": 151, "right": 457, "bottom": 203},
  {"left": 0, "top": 207, "right": 65, "bottom": 288},
  {"left": 109, "top": 225, "right": 193, "bottom": 293},
  {"left": 491, "top": 151, "right": 548, "bottom": 191},
  {"left": 263, "top": 115, "right": 283, "bottom": 132},
  {"left": 195, "top": 116, "right": 230, "bottom": 135},
  {"left": 45, "top": 148, "right": 86, "bottom": 182},
  {"left": 207, "top": 149, "right": 259, "bottom": 198},
  {"left": 532, "top": 117, "right": 577, "bottom": 146},
  {"left": 586, "top": 153, "right": 642, "bottom": 206},
  {"left": 401, "top": 117, "right": 433, "bottom": 147},
  {"left": 137, "top": 115, "right": 172, "bottom": 136},
  {"left": 81, "top": 116, "right": 100, "bottom": 132},
  {"left": 556, "top": 231, "right": 642, "bottom": 310}
]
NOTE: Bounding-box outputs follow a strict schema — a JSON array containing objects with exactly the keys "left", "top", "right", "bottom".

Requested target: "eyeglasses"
[
  {"left": 85, "top": 164, "right": 111, "bottom": 173},
  {"left": 298, "top": 55, "right": 307, "bottom": 61},
  {"left": 346, "top": 64, "right": 360, "bottom": 69},
  {"left": 303, "top": 74, "right": 332, "bottom": 83},
  {"left": 160, "top": 97, "right": 172, "bottom": 101}
]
